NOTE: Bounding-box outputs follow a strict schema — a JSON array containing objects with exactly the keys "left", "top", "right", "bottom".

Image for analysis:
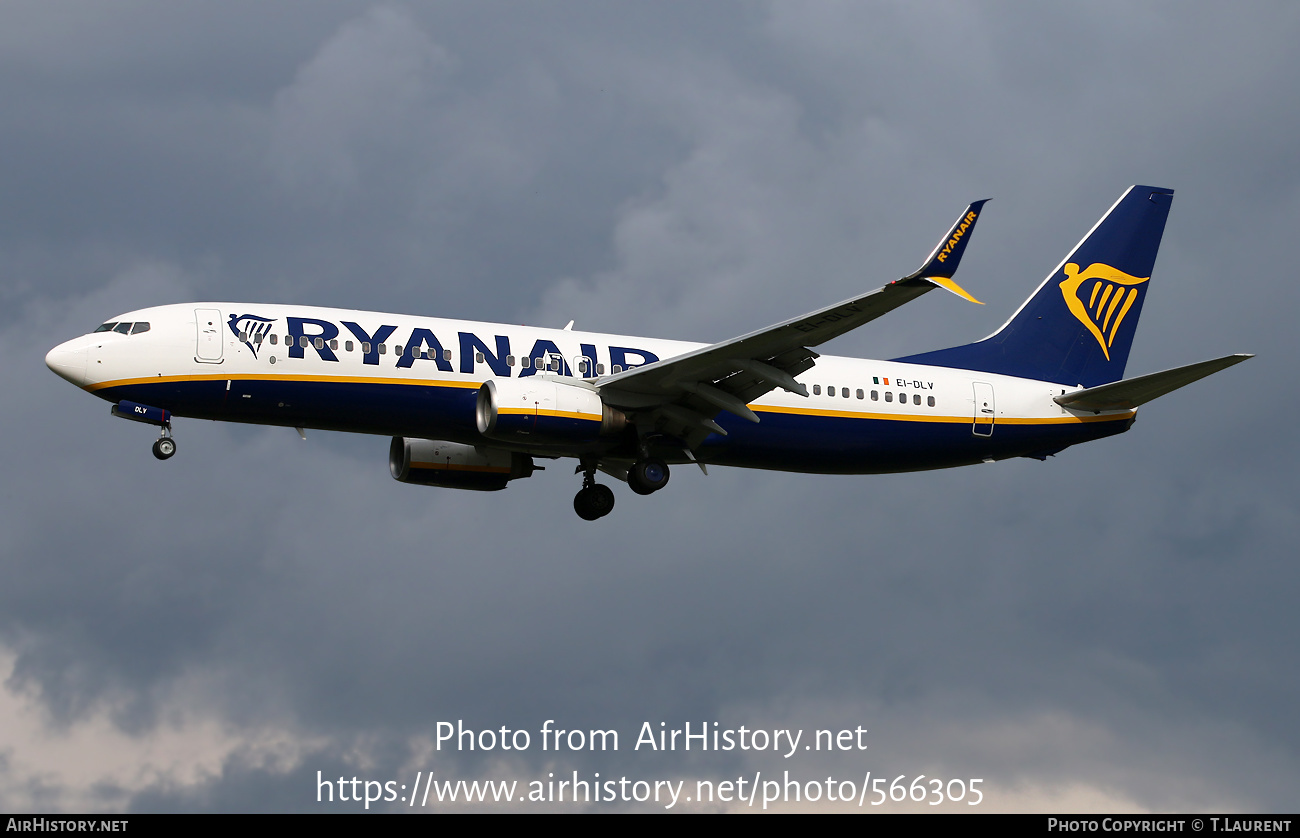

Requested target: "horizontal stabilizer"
[{"left": 1054, "top": 353, "right": 1252, "bottom": 412}]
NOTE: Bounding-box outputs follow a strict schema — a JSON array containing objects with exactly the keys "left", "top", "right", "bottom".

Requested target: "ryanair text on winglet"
[{"left": 935, "top": 210, "right": 979, "bottom": 263}]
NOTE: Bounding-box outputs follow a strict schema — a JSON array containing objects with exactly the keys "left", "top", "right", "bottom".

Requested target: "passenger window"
[
  {"left": 843, "top": 388, "right": 850, "bottom": 398},
  {"left": 476, "top": 352, "right": 485, "bottom": 363},
  {"left": 871, "top": 390, "right": 878, "bottom": 401},
  {"left": 239, "top": 331, "right": 248, "bottom": 341},
  {"left": 913, "top": 394, "right": 920, "bottom": 405},
  {"left": 885, "top": 392, "right": 892, "bottom": 402},
  {"left": 254, "top": 333, "right": 263, "bottom": 344},
  {"left": 314, "top": 337, "right": 324, "bottom": 350},
  {"left": 131, "top": 322, "right": 150, "bottom": 335},
  {"left": 856, "top": 389, "right": 864, "bottom": 399},
  {"left": 299, "top": 336, "right": 308, "bottom": 348},
  {"left": 378, "top": 344, "right": 387, "bottom": 355},
  {"left": 345, "top": 341, "right": 354, "bottom": 352},
  {"left": 443, "top": 349, "right": 453, "bottom": 362},
  {"left": 597, "top": 364, "right": 606, "bottom": 375},
  {"left": 813, "top": 385, "right": 822, "bottom": 395},
  {"left": 269, "top": 334, "right": 278, "bottom": 345},
  {"left": 522, "top": 357, "right": 531, "bottom": 369},
  {"left": 507, "top": 355, "right": 516, "bottom": 366},
  {"left": 329, "top": 339, "right": 338, "bottom": 350},
  {"left": 114, "top": 323, "right": 132, "bottom": 334},
  {"left": 612, "top": 365, "right": 623, "bottom": 374},
  {"left": 927, "top": 396, "right": 935, "bottom": 407},
  {"left": 361, "top": 342, "right": 370, "bottom": 354},
  {"left": 898, "top": 392, "right": 905, "bottom": 403},
  {"left": 395, "top": 345, "right": 404, "bottom": 355}
]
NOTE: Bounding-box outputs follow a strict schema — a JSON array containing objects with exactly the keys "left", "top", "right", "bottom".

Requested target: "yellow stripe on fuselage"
[{"left": 750, "top": 404, "right": 1133, "bottom": 425}]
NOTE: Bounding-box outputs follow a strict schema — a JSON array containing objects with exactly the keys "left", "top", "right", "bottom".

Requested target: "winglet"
[
  {"left": 910, "top": 200, "right": 988, "bottom": 278},
  {"left": 902, "top": 199, "right": 988, "bottom": 303}
]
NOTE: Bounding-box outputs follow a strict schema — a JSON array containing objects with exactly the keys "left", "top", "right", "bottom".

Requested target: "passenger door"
[{"left": 195, "top": 308, "right": 224, "bottom": 364}]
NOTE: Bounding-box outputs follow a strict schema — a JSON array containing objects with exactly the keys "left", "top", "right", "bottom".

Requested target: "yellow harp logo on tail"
[{"left": 1059, "top": 263, "right": 1150, "bottom": 360}]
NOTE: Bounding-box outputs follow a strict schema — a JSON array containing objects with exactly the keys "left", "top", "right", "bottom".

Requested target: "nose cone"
[{"left": 45, "top": 340, "right": 89, "bottom": 386}]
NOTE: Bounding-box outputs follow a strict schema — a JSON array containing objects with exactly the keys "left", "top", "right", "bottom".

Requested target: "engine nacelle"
[
  {"left": 476, "top": 378, "right": 626, "bottom": 445},
  {"left": 389, "top": 437, "right": 535, "bottom": 492}
]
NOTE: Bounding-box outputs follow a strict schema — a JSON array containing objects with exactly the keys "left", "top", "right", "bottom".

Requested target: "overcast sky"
[{"left": 2, "top": 1, "right": 1297, "bottom": 813}]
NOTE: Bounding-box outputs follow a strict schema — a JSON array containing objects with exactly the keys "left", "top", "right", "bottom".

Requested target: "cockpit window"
[{"left": 93, "top": 321, "right": 151, "bottom": 335}]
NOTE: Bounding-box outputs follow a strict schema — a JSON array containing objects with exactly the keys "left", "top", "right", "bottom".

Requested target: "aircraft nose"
[{"left": 45, "top": 340, "right": 89, "bottom": 386}]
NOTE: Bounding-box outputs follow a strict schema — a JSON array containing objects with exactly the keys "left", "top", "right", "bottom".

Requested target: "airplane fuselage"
[
  {"left": 49, "top": 188, "right": 1242, "bottom": 521},
  {"left": 46, "top": 302, "right": 1133, "bottom": 474}
]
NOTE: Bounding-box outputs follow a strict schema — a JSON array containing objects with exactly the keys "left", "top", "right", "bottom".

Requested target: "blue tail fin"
[{"left": 894, "top": 186, "right": 1174, "bottom": 387}]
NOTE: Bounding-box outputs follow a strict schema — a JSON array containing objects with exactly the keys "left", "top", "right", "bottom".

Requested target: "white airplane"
[{"left": 46, "top": 186, "right": 1250, "bottom": 520}]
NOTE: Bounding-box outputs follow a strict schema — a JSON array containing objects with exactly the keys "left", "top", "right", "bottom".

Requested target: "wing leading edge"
[{"left": 596, "top": 200, "right": 989, "bottom": 447}]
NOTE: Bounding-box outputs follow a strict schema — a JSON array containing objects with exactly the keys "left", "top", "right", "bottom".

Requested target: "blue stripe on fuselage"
[
  {"left": 695, "top": 409, "right": 1131, "bottom": 472},
  {"left": 93, "top": 377, "right": 482, "bottom": 441},
  {"left": 90, "top": 376, "right": 1134, "bottom": 472}
]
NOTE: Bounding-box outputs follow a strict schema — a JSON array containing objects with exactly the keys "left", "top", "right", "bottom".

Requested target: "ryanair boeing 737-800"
[{"left": 45, "top": 186, "right": 1250, "bottom": 520}]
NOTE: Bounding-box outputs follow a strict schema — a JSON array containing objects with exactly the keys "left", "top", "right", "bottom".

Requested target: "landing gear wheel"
[
  {"left": 574, "top": 484, "right": 616, "bottom": 521},
  {"left": 152, "top": 437, "right": 176, "bottom": 460},
  {"left": 628, "top": 457, "right": 670, "bottom": 495}
]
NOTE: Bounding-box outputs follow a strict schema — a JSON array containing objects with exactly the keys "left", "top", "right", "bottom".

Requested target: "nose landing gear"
[
  {"left": 151, "top": 428, "right": 176, "bottom": 460},
  {"left": 111, "top": 401, "right": 177, "bottom": 461}
]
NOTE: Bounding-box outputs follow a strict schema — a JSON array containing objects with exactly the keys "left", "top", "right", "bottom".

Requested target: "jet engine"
[
  {"left": 476, "top": 378, "right": 626, "bottom": 445},
  {"left": 389, "top": 437, "right": 536, "bottom": 492}
]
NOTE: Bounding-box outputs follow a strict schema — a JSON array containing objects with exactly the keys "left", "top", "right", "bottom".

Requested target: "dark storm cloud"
[{"left": 2, "top": 1, "right": 1297, "bottom": 812}]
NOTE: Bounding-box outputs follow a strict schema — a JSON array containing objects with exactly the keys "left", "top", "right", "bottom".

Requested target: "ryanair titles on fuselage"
[{"left": 228, "top": 312, "right": 661, "bottom": 378}]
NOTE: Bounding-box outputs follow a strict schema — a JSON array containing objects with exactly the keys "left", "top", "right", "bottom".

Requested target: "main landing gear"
[
  {"left": 572, "top": 456, "right": 673, "bottom": 521},
  {"left": 574, "top": 460, "right": 615, "bottom": 521}
]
